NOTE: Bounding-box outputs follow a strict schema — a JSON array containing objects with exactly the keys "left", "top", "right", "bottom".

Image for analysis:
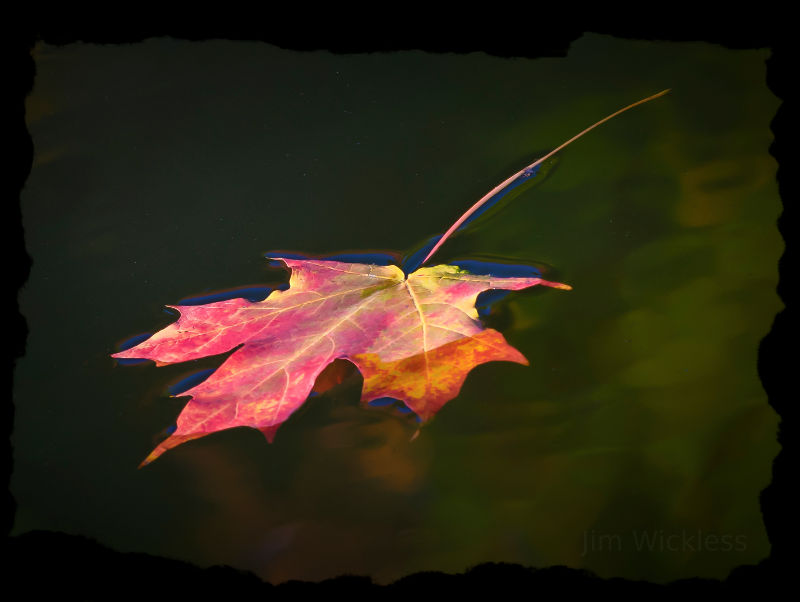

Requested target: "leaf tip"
[
  {"left": 138, "top": 432, "right": 194, "bottom": 466},
  {"left": 137, "top": 452, "right": 159, "bottom": 468},
  {"left": 540, "top": 279, "right": 572, "bottom": 291},
  {"left": 259, "top": 425, "right": 279, "bottom": 443}
]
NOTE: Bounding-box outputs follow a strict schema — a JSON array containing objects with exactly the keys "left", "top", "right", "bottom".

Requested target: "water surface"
[{"left": 15, "top": 35, "right": 780, "bottom": 583}]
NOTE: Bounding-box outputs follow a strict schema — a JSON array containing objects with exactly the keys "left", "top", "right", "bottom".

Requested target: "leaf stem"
[{"left": 420, "top": 89, "right": 671, "bottom": 266}]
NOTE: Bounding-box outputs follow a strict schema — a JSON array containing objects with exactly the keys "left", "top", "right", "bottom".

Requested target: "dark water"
[{"left": 15, "top": 36, "right": 780, "bottom": 583}]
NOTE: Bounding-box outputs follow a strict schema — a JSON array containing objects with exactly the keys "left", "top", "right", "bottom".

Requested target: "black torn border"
[{"left": 6, "top": 20, "right": 793, "bottom": 596}]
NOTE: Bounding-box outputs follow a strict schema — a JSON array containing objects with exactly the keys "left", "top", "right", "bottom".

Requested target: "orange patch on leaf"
[{"left": 355, "top": 329, "right": 528, "bottom": 421}]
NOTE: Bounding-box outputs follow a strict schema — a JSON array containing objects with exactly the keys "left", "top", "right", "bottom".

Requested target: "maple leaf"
[
  {"left": 113, "top": 90, "right": 668, "bottom": 465},
  {"left": 113, "top": 258, "right": 570, "bottom": 465}
]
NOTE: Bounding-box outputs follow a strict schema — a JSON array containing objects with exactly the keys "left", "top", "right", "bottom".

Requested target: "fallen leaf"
[
  {"left": 113, "top": 258, "right": 569, "bottom": 465},
  {"left": 113, "top": 90, "right": 669, "bottom": 465}
]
